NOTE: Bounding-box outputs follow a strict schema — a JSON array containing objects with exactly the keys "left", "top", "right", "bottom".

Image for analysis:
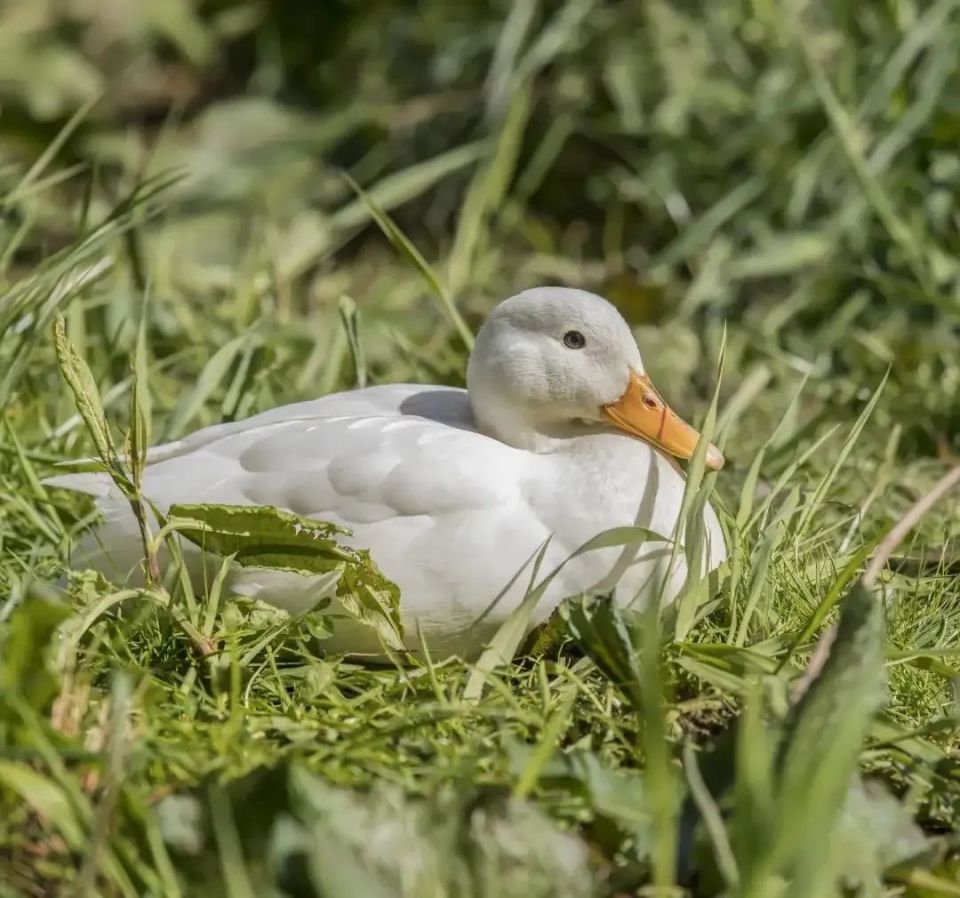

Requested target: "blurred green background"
[
  {"left": 2, "top": 0, "right": 958, "bottom": 465},
  {"left": 3, "top": 3, "right": 960, "bottom": 896}
]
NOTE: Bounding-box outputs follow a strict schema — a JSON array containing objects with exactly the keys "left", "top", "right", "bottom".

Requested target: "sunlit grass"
[{"left": 2, "top": 0, "right": 960, "bottom": 895}]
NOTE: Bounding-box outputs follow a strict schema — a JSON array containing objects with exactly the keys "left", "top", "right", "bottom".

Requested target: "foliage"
[
  {"left": 171, "top": 502, "right": 405, "bottom": 650},
  {"left": 1, "top": 0, "right": 960, "bottom": 895}
]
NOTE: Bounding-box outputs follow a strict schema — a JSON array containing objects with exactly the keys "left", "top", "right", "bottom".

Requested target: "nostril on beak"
[{"left": 706, "top": 444, "right": 725, "bottom": 471}]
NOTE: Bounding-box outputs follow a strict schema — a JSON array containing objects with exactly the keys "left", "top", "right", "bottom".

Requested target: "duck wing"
[{"left": 47, "top": 386, "right": 554, "bottom": 645}]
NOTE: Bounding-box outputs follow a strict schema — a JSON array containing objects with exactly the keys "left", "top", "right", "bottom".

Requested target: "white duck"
[{"left": 51, "top": 287, "right": 726, "bottom": 657}]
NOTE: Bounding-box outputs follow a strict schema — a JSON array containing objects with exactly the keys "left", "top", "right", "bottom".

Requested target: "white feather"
[{"left": 48, "top": 289, "right": 726, "bottom": 657}]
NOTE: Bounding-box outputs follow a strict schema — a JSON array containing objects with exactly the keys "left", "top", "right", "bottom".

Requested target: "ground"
[{"left": 1, "top": 2, "right": 960, "bottom": 896}]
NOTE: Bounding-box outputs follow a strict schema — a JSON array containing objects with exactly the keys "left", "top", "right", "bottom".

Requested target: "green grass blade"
[
  {"left": 464, "top": 526, "right": 666, "bottom": 700},
  {"left": 795, "top": 370, "right": 889, "bottom": 537},
  {"left": 338, "top": 294, "right": 368, "bottom": 389},
  {"left": 164, "top": 333, "right": 251, "bottom": 438},
  {"left": 340, "top": 171, "right": 475, "bottom": 351},
  {"left": 53, "top": 314, "right": 121, "bottom": 470},
  {"left": 448, "top": 84, "right": 532, "bottom": 300},
  {"left": 734, "top": 486, "right": 800, "bottom": 646}
]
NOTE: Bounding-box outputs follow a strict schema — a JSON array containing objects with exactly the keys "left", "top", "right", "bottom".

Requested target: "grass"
[{"left": 2, "top": 0, "right": 960, "bottom": 895}]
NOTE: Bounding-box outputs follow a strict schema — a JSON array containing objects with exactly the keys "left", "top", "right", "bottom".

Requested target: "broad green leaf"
[
  {"left": 780, "top": 581, "right": 885, "bottom": 780},
  {"left": 771, "top": 581, "right": 886, "bottom": 895},
  {"left": 280, "top": 766, "right": 595, "bottom": 898},
  {"left": 731, "top": 683, "right": 778, "bottom": 889},
  {"left": 520, "top": 606, "right": 569, "bottom": 657},
  {"left": 169, "top": 504, "right": 403, "bottom": 650},
  {"left": 830, "top": 777, "right": 929, "bottom": 892},
  {"left": 169, "top": 503, "right": 355, "bottom": 571},
  {"left": 335, "top": 555, "right": 405, "bottom": 653}
]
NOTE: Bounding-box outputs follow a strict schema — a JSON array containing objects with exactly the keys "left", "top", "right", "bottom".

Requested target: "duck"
[{"left": 49, "top": 287, "right": 726, "bottom": 658}]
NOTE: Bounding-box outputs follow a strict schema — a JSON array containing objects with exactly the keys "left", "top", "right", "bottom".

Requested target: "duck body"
[{"left": 50, "top": 288, "right": 727, "bottom": 657}]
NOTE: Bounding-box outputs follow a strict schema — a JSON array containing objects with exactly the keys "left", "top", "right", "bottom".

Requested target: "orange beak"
[{"left": 601, "top": 369, "right": 725, "bottom": 471}]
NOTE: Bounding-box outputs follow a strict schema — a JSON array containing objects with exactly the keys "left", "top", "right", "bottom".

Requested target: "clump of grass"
[{"left": 2, "top": 1, "right": 960, "bottom": 895}]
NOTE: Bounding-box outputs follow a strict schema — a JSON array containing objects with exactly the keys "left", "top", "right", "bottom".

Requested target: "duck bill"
[{"left": 601, "top": 369, "right": 725, "bottom": 471}]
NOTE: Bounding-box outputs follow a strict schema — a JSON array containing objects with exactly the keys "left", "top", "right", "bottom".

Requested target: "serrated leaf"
[
  {"left": 520, "top": 606, "right": 569, "bottom": 657},
  {"left": 170, "top": 503, "right": 355, "bottom": 571},
  {"left": 335, "top": 553, "right": 405, "bottom": 651},
  {"left": 168, "top": 504, "right": 403, "bottom": 650}
]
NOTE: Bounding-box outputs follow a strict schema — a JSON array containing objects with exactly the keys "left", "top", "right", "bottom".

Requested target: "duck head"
[{"left": 466, "top": 286, "right": 724, "bottom": 469}]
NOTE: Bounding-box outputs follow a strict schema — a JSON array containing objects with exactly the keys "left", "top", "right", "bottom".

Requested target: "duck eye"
[{"left": 562, "top": 330, "right": 586, "bottom": 349}]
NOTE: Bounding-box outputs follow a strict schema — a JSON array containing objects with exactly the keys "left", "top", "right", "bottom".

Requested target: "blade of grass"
[
  {"left": 340, "top": 171, "right": 475, "bottom": 351},
  {"left": 448, "top": 84, "right": 532, "bottom": 300},
  {"left": 734, "top": 486, "right": 799, "bottom": 645},
  {"left": 793, "top": 24, "right": 935, "bottom": 294},
  {"left": 464, "top": 526, "right": 666, "bottom": 700},
  {"left": 338, "top": 295, "right": 367, "bottom": 389},
  {"left": 208, "top": 785, "right": 257, "bottom": 898},
  {"left": 3, "top": 96, "right": 99, "bottom": 207},
  {"left": 484, "top": 0, "right": 538, "bottom": 119},
  {"left": 794, "top": 370, "right": 888, "bottom": 537}
]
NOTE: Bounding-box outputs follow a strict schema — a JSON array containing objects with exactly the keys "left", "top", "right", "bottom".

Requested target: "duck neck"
[{"left": 469, "top": 392, "right": 596, "bottom": 454}]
